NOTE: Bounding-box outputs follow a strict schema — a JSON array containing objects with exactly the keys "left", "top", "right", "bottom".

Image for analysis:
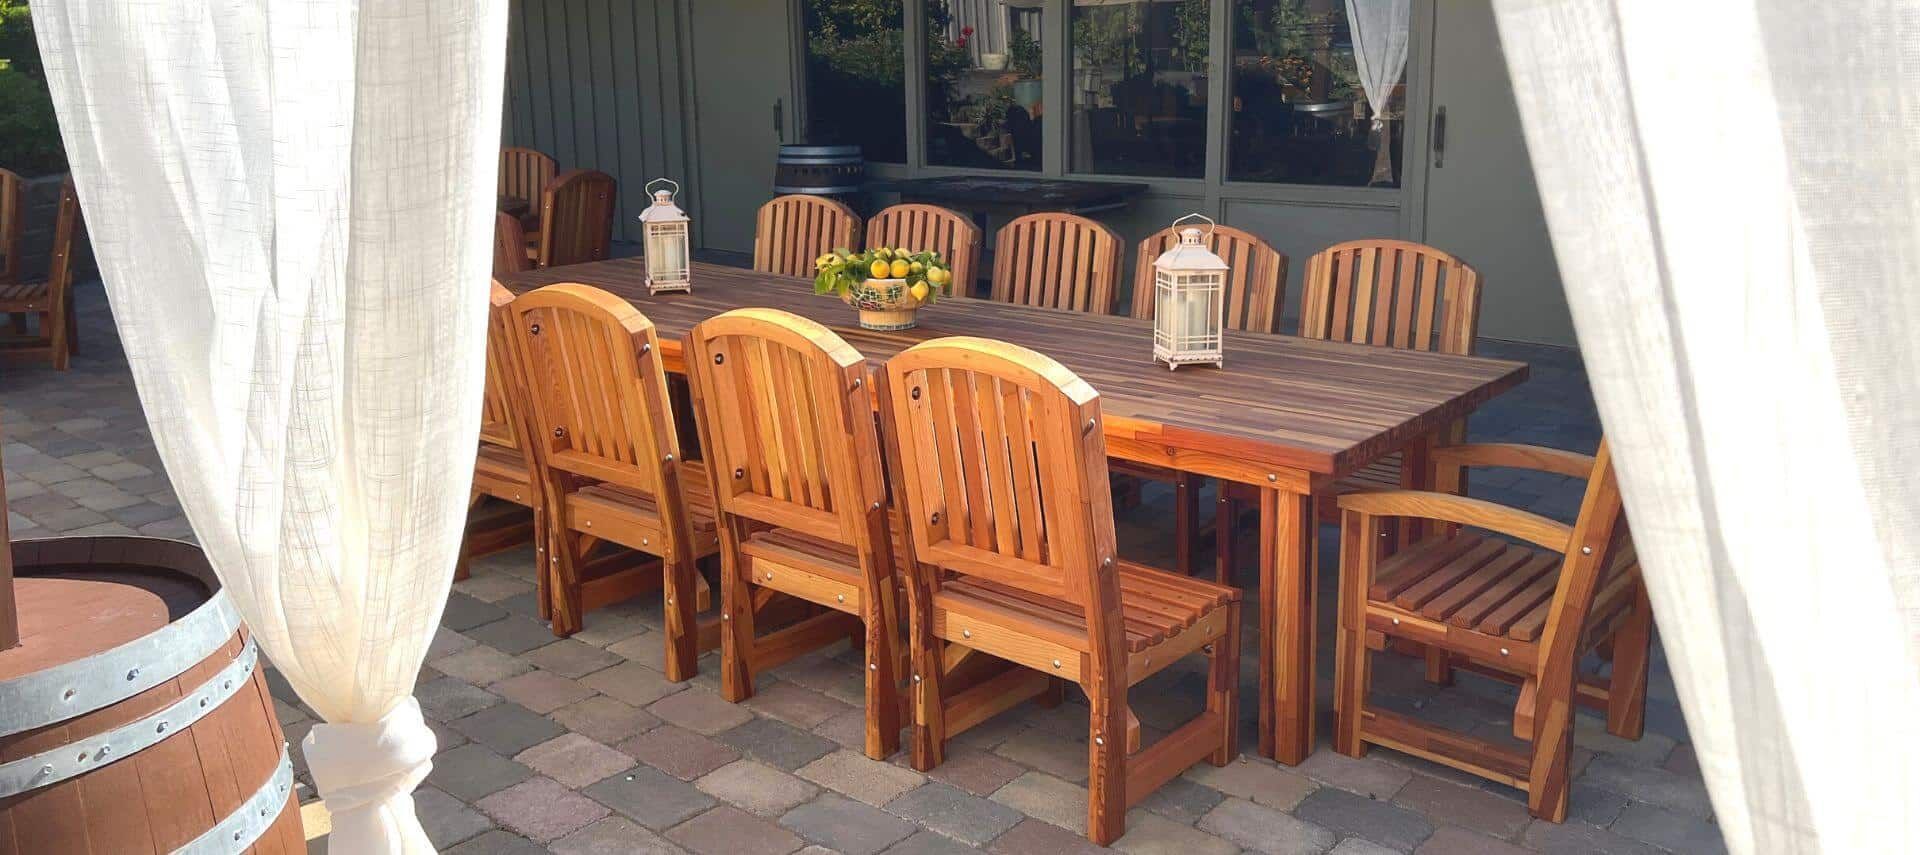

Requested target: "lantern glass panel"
[
  {"left": 1155, "top": 269, "right": 1177, "bottom": 348},
  {"left": 646, "top": 222, "right": 687, "bottom": 283}
]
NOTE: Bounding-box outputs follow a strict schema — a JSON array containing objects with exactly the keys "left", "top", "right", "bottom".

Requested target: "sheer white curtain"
[
  {"left": 32, "top": 0, "right": 505, "bottom": 850},
  {"left": 1343, "top": 0, "right": 1410, "bottom": 185},
  {"left": 1490, "top": 1, "right": 1920, "bottom": 852}
]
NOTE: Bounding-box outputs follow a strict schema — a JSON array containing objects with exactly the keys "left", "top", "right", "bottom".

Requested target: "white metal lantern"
[
  {"left": 637, "top": 178, "right": 692, "bottom": 294},
  {"left": 1152, "top": 214, "right": 1228, "bottom": 370}
]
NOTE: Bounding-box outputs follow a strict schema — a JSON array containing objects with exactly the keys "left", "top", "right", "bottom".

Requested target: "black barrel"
[{"left": 774, "top": 144, "right": 866, "bottom": 201}]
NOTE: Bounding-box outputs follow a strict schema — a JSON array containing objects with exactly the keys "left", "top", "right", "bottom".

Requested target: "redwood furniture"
[
  {"left": 687, "top": 308, "right": 904, "bottom": 760},
  {"left": 532, "top": 170, "right": 617, "bottom": 269},
  {"left": 500, "top": 259, "right": 1528, "bottom": 765},
  {"left": 457, "top": 283, "right": 543, "bottom": 599},
  {"left": 883, "top": 336, "right": 1242, "bottom": 845},
  {"left": 499, "top": 146, "right": 557, "bottom": 229},
  {"left": 890, "top": 176, "right": 1148, "bottom": 293},
  {"left": 0, "top": 177, "right": 82, "bottom": 371},
  {"left": 753, "top": 195, "right": 861, "bottom": 278},
  {"left": 509, "top": 284, "right": 717, "bottom": 675},
  {"left": 865, "top": 203, "right": 980, "bottom": 295},
  {"left": 494, "top": 212, "right": 531, "bottom": 277},
  {"left": 1333, "top": 439, "right": 1649, "bottom": 821},
  {"left": 989, "top": 212, "right": 1123, "bottom": 314}
]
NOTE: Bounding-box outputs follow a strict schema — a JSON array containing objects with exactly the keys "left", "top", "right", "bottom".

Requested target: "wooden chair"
[
  {"left": 1118, "top": 224, "right": 1289, "bottom": 574},
  {"left": 510, "top": 283, "right": 717, "bottom": 678},
  {"left": 865, "top": 203, "right": 980, "bottom": 295},
  {"left": 0, "top": 177, "right": 82, "bottom": 371},
  {"left": 499, "top": 146, "right": 557, "bottom": 229},
  {"left": 1217, "top": 239, "right": 1481, "bottom": 583},
  {"left": 1, "top": 168, "right": 23, "bottom": 336},
  {"left": 753, "top": 195, "right": 861, "bottom": 278},
  {"left": 989, "top": 212, "right": 1122, "bottom": 314},
  {"left": 882, "top": 336, "right": 1242, "bottom": 846},
  {"left": 687, "top": 308, "right": 904, "bottom": 760},
  {"left": 532, "top": 170, "right": 617, "bottom": 269},
  {"left": 494, "top": 211, "right": 531, "bottom": 278},
  {"left": 457, "top": 282, "right": 547, "bottom": 604},
  {"left": 1332, "top": 439, "right": 1649, "bottom": 822}
]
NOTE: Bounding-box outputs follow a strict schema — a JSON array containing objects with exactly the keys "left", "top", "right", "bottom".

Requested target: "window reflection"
[
  {"left": 1228, "top": 0, "right": 1406, "bottom": 187},
  {"left": 926, "top": 0, "right": 1044, "bottom": 170},
  {"left": 1070, "top": 0, "right": 1210, "bottom": 178},
  {"left": 803, "top": 0, "right": 909, "bottom": 162}
]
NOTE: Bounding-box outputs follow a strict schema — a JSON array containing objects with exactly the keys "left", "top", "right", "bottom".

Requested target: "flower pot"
[
  {"left": 841, "top": 278, "right": 922, "bottom": 331},
  {"left": 979, "top": 52, "right": 1009, "bottom": 71}
]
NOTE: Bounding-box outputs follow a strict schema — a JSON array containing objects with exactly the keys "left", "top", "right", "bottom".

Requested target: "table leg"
[{"left": 1258, "top": 486, "right": 1316, "bottom": 764}]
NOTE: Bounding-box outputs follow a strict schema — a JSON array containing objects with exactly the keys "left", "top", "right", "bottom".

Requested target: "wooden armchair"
[
  {"left": 989, "top": 212, "right": 1122, "bottom": 314},
  {"left": 866, "top": 203, "right": 979, "bottom": 295},
  {"left": 0, "top": 177, "right": 82, "bottom": 371},
  {"left": 882, "top": 336, "right": 1241, "bottom": 846},
  {"left": 688, "top": 308, "right": 904, "bottom": 759},
  {"left": 510, "top": 284, "right": 716, "bottom": 678},
  {"left": 754, "top": 195, "right": 862, "bottom": 278},
  {"left": 494, "top": 212, "right": 531, "bottom": 278},
  {"left": 500, "top": 146, "right": 557, "bottom": 229},
  {"left": 1119, "top": 224, "right": 1289, "bottom": 575},
  {"left": 456, "top": 283, "right": 545, "bottom": 599},
  {"left": 1332, "top": 440, "right": 1651, "bottom": 822},
  {"left": 532, "top": 170, "right": 617, "bottom": 269},
  {"left": 1, "top": 168, "right": 22, "bottom": 336}
]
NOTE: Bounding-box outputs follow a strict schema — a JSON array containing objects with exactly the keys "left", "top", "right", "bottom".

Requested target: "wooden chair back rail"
[
  {"left": 1130, "top": 224, "right": 1289, "bottom": 334},
  {"left": 0, "top": 168, "right": 21, "bottom": 283},
  {"left": 689, "top": 309, "right": 884, "bottom": 542},
  {"left": 499, "top": 147, "right": 557, "bottom": 208},
  {"left": 494, "top": 211, "right": 531, "bottom": 278},
  {"left": 754, "top": 195, "right": 862, "bottom": 278},
  {"left": 537, "top": 170, "right": 617, "bottom": 268},
  {"left": 510, "top": 283, "right": 679, "bottom": 500},
  {"left": 990, "top": 212, "right": 1122, "bottom": 314},
  {"left": 1300, "top": 239, "right": 1482, "bottom": 354},
  {"left": 482, "top": 280, "right": 528, "bottom": 450},
  {"left": 886, "top": 337, "right": 1117, "bottom": 614},
  {"left": 866, "top": 204, "right": 980, "bottom": 295}
]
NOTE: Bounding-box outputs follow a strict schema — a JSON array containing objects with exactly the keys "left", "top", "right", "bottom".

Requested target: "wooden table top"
[{"left": 501, "top": 261, "right": 1528, "bottom": 478}]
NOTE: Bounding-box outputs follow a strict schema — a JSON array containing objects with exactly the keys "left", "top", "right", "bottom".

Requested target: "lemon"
[
  {"left": 869, "top": 260, "right": 891, "bottom": 278},
  {"left": 927, "top": 267, "right": 950, "bottom": 286},
  {"left": 873, "top": 247, "right": 892, "bottom": 260},
  {"left": 910, "top": 281, "right": 931, "bottom": 302},
  {"left": 895, "top": 248, "right": 912, "bottom": 259},
  {"left": 890, "top": 260, "right": 911, "bottom": 278},
  {"left": 909, "top": 261, "right": 925, "bottom": 274}
]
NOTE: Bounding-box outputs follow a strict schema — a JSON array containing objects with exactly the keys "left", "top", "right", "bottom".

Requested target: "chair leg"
[
  {"left": 908, "top": 629, "right": 946, "bottom": 772},
  {"left": 549, "top": 529, "right": 587, "bottom": 638},
  {"left": 64, "top": 298, "right": 79, "bottom": 356},
  {"left": 661, "top": 554, "right": 701, "bottom": 682},
  {"left": 1208, "top": 602, "right": 1242, "bottom": 766},
  {"left": 863, "top": 590, "right": 902, "bottom": 760},
  {"left": 1605, "top": 586, "right": 1653, "bottom": 740},
  {"left": 1527, "top": 697, "right": 1575, "bottom": 822},
  {"left": 532, "top": 505, "right": 552, "bottom": 622},
  {"left": 1333, "top": 513, "right": 1373, "bottom": 757},
  {"left": 1213, "top": 495, "right": 1237, "bottom": 586},
  {"left": 1424, "top": 646, "right": 1455, "bottom": 686},
  {"left": 1174, "top": 475, "right": 1197, "bottom": 576},
  {"left": 452, "top": 491, "right": 484, "bottom": 582},
  {"left": 7, "top": 313, "right": 24, "bottom": 334},
  {"left": 1085, "top": 681, "right": 1129, "bottom": 846},
  {"left": 719, "top": 550, "right": 757, "bottom": 703},
  {"left": 46, "top": 310, "right": 68, "bottom": 371}
]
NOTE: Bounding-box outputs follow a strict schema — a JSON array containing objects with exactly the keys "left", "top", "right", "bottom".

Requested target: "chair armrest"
[
  {"left": 1430, "top": 443, "right": 1595, "bottom": 480},
  {"left": 1337, "top": 489, "right": 1573, "bottom": 552}
]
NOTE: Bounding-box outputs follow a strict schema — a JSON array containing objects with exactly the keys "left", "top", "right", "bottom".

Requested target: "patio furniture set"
[
  {"left": 470, "top": 150, "right": 1657, "bottom": 846},
  {"left": 0, "top": 170, "right": 84, "bottom": 371}
]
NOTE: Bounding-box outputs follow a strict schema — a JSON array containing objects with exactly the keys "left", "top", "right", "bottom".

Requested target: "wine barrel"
[
  {"left": 0, "top": 537, "right": 303, "bottom": 854},
  {"left": 774, "top": 144, "right": 866, "bottom": 201}
]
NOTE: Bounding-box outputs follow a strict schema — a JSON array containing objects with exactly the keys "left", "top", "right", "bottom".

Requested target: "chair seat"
[
  {"left": 938, "top": 561, "right": 1238, "bottom": 654},
  {"left": 739, "top": 520, "right": 910, "bottom": 581},
  {"left": 475, "top": 443, "right": 531, "bottom": 484},
  {"left": 569, "top": 460, "right": 718, "bottom": 532},
  {"left": 1369, "top": 532, "right": 1638, "bottom": 643},
  {"left": 0, "top": 279, "right": 48, "bottom": 311}
]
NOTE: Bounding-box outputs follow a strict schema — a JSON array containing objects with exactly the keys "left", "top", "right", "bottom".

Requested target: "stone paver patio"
[{"left": 2, "top": 283, "right": 1726, "bottom": 854}]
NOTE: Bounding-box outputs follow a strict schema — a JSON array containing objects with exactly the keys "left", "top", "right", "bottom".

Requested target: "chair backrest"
[
  {"left": 494, "top": 211, "right": 531, "bottom": 278},
  {"left": 1299, "top": 239, "right": 1481, "bottom": 354},
  {"left": 884, "top": 337, "right": 1120, "bottom": 617},
  {"left": 866, "top": 204, "right": 980, "bottom": 295},
  {"left": 1129, "top": 224, "right": 1289, "bottom": 334},
  {"left": 499, "top": 147, "right": 557, "bottom": 208},
  {"left": 990, "top": 212, "right": 1122, "bottom": 314},
  {"left": 688, "top": 308, "right": 887, "bottom": 547},
  {"left": 482, "top": 281, "right": 531, "bottom": 453},
  {"left": 536, "top": 170, "right": 617, "bottom": 268},
  {"left": 1537, "top": 440, "right": 1634, "bottom": 699},
  {"left": 509, "top": 284, "right": 685, "bottom": 520},
  {"left": 0, "top": 168, "right": 22, "bottom": 284},
  {"left": 45, "top": 178, "right": 83, "bottom": 297},
  {"left": 754, "top": 195, "right": 861, "bottom": 278}
]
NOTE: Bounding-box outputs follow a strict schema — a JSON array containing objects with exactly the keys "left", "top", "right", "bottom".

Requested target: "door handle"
[
  {"left": 1432, "top": 106, "right": 1446, "bottom": 168},
  {"left": 773, "top": 99, "right": 784, "bottom": 143}
]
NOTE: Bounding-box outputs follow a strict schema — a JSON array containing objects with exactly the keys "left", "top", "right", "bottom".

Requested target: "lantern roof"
[
  {"left": 1154, "top": 227, "right": 1229, "bottom": 271},
  {"left": 639, "top": 179, "right": 688, "bottom": 223}
]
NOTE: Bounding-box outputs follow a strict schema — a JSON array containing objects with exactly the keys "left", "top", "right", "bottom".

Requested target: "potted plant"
[{"left": 813, "top": 246, "right": 952, "bottom": 331}]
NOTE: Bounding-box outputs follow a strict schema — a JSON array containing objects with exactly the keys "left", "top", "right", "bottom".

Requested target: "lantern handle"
[
  {"left": 646, "top": 178, "right": 680, "bottom": 199},
  {"left": 1171, "top": 213, "right": 1216, "bottom": 239}
]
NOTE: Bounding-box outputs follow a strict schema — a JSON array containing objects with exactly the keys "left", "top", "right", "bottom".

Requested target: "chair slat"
[
  {"left": 990, "top": 212, "right": 1120, "bottom": 314},
  {"left": 1129, "top": 224, "right": 1288, "bottom": 334},
  {"left": 535, "top": 170, "right": 616, "bottom": 268},
  {"left": 1301, "top": 239, "right": 1481, "bottom": 356},
  {"left": 754, "top": 195, "right": 860, "bottom": 278}
]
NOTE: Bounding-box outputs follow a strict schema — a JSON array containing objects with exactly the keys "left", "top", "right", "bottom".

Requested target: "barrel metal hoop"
[
  {"left": 772, "top": 185, "right": 860, "bottom": 195},
  {"left": 0, "top": 589, "right": 243, "bottom": 737},
  {"left": 0, "top": 637, "right": 260, "bottom": 799},
  {"left": 174, "top": 746, "right": 293, "bottom": 855}
]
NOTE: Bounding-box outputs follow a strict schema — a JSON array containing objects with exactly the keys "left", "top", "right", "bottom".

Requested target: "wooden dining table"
[{"left": 501, "top": 259, "right": 1529, "bottom": 765}]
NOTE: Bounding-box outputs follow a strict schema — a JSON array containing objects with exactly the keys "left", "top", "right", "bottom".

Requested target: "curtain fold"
[
  {"left": 1490, "top": 1, "right": 1920, "bottom": 852},
  {"left": 1343, "top": 0, "right": 1410, "bottom": 185},
  {"left": 31, "top": 0, "right": 505, "bottom": 849}
]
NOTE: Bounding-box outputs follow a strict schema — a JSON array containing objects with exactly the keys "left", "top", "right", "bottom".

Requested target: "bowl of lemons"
[{"left": 812, "top": 247, "right": 954, "bottom": 331}]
